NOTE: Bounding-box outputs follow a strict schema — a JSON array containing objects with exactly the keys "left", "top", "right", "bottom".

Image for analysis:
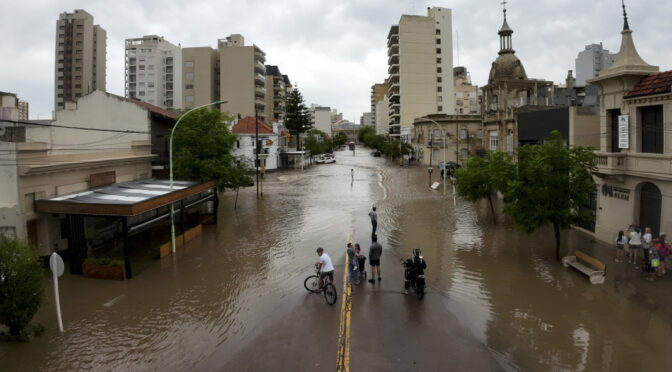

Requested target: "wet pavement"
[{"left": 1, "top": 147, "right": 672, "bottom": 371}]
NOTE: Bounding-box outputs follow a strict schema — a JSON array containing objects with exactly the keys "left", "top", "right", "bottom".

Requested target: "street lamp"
[
  {"left": 418, "top": 117, "right": 447, "bottom": 196},
  {"left": 169, "top": 100, "right": 226, "bottom": 253}
]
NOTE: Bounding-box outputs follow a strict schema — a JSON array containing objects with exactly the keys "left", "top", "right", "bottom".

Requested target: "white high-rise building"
[
  {"left": 575, "top": 43, "right": 616, "bottom": 86},
  {"left": 387, "top": 7, "right": 454, "bottom": 138},
  {"left": 125, "top": 35, "right": 182, "bottom": 110}
]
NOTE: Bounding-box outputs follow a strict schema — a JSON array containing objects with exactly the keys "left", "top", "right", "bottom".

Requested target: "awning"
[{"left": 36, "top": 178, "right": 218, "bottom": 216}]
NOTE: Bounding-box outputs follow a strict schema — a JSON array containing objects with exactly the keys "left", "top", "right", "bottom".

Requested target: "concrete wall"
[
  {"left": 375, "top": 96, "right": 389, "bottom": 135},
  {"left": 569, "top": 107, "right": 600, "bottom": 148},
  {"left": 314, "top": 108, "right": 332, "bottom": 134}
]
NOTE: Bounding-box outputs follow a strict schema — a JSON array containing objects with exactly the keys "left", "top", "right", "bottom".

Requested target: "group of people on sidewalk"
[{"left": 615, "top": 226, "right": 670, "bottom": 277}]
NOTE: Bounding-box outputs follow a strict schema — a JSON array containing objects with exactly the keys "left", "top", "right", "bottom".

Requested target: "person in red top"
[{"left": 655, "top": 233, "right": 670, "bottom": 276}]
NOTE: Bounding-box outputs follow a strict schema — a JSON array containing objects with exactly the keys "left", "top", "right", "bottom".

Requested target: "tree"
[
  {"left": 285, "top": 88, "right": 313, "bottom": 150},
  {"left": 172, "top": 108, "right": 238, "bottom": 186},
  {"left": 503, "top": 131, "right": 596, "bottom": 260},
  {"left": 333, "top": 132, "right": 348, "bottom": 146},
  {"left": 0, "top": 236, "right": 44, "bottom": 337},
  {"left": 455, "top": 151, "right": 515, "bottom": 222},
  {"left": 303, "top": 129, "right": 333, "bottom": 155},
  {"left": 226, "top": 160, "right": 253, "bottom": 209}
]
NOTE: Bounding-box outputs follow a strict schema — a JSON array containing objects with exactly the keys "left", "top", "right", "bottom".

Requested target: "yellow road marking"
[{"left": 337, "top": 228, "right": 353, "bottom": 372}]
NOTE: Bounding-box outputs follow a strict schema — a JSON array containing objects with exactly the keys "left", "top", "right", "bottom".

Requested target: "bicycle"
[{"left": 304, "top": 264, "right": 338, "bottom": 305}]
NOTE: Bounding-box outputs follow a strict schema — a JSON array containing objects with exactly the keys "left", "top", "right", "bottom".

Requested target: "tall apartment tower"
[
  {"left": 125, "top": 35, "right": 182, "bottom": 110},
  {"left": 575, "top": 43, "right": 616, "bottom": 86},
  {"left": 181, "top": 47, "right": 219, "bottom": 110},
  {"left": 54, "top": 10, "right": 106, "bottom": 110},
  {"left": 370, "top": 82, "right": 388, "bottom": 126},
  {"left": 218, "top": 34, "right": 267, "bottom": 122},
  {"left": 387, "top": 7, "right": 454, "bottom": 138},
  {"left": 264, "top": 65, "right": 287, "bottom": 124}
]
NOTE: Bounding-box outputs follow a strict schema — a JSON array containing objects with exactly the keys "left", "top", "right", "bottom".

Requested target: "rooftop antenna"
[{"left": 621, "top": 0, "right": 630, "bottom": 30}]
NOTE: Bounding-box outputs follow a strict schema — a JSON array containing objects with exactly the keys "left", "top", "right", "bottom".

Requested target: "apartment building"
[
  {"left": 575, "top": 43, "right": 616, "bottom": 86},
  {"left": 374, "top": 95, "right": 390, "bottom": 135},
  {"left": 453, "top": 66, "right": 480, "bottom": 115},
  {"left": 264, "top": 65, "right": 287, "bottom": 124},
  {"left": 371, "top": 82, "right": 388, "bottom": 129},
  {"left": 219, "top": 34, "right": 267, "bottom": 122},
  {"left": 308, "top": 105, "right": 332, "bottom": 134},
  {"left": 360, "top": 112, "right": 372, "bottom": 126},
  {"left": 54, "top": 10, "right": 106, "bottom": 110},
  {"left": 0, "top": 92, "right": 28, "bottom": 120},
  {"left": 125, "top": 35, "right": 182, "bottom": 110},
  {"left": 387, "top": 7, "right": 454, "bottom": 139},
  {"left": 181, "top": 47, "right": 219, "bottom": 110},
  {"left": 588, "top": 11, "right": 670, "bottom": 242}
]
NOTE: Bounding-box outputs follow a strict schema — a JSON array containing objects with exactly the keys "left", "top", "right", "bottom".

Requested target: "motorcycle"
[{"left": 402, "top": 258, "right": 426, "bottom": 300}]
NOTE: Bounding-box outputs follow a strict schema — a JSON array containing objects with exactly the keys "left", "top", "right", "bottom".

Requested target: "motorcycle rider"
[{"left": 403, "top": 248, "right": 427, "bottom": 294}]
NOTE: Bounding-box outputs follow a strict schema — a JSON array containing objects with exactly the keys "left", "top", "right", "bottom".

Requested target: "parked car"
[
  {"left": 316, "top": 154, "right": 336, "bottom": 164},
  {"left": 372, "top": 150, "right": 382, "bottom": 157}
]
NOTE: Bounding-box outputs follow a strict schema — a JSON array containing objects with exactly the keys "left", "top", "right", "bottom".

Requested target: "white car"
[{"left": 316, "top": 154, "right": 335, "bottom": 164}]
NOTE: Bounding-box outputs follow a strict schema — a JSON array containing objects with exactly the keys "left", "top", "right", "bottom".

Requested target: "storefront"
[{"left": 36, "top": 178, "right": 218, "bottom": 279}]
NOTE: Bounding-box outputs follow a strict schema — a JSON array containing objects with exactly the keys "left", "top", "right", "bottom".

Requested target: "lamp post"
[
  {"left": 419, "top": 117, "right": 447, "bottom": 196},
  {"left": 169, "top": 100, "right": 226, "bottom": 253}
]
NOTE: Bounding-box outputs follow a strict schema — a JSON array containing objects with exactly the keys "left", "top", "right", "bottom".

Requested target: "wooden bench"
[{"left": 562, "top": 250, "right": 606, "bottom": 284}]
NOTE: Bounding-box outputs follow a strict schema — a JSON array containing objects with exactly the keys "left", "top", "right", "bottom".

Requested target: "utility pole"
[{"left": 255, "top": 105, "right": 259, "bottom": 200}]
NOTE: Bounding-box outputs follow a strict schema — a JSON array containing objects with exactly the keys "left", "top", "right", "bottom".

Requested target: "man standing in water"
[
  {"left": 368, "top": 234, "right": 382, "bottom": 283},
  {"left": 369, "top": 206, "right": 377, "bottom": 236}
]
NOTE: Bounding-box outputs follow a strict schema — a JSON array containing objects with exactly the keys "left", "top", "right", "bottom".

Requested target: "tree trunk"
[
  {"left": 296, "top": 132, "right": 300, "bottom": 151},
  {"left": 554, "top": 222, "right": 561, "bottom": 260},
  {"left": 487, "top": 194, "right": 497, "bottom": 222},
  {"left": 234, "top": 187, "right": 240, "bottom": 209}
]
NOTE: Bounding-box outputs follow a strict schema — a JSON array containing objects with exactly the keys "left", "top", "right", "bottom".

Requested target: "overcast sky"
[{"left": 2, "top": 0, "right": 671, "bottom": 121}]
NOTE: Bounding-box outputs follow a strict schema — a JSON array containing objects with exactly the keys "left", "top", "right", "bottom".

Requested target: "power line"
[{"left": 0, "top": 119, "right": 151, "bottom": 134}]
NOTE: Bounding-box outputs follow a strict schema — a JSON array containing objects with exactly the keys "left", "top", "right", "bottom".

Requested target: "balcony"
[
  {"left": 388, "top": 44, "right": 399, "bottom": 57},
  {"left": 388, "top": 63, "right": 399, "bottom": 75},
  {"left": 255, "top": 60, "right": 265, "bottom": 74},
  {"left": 388, "top": 92, "right": 400, "bottom": 102},
  {"left": 388, "top": 53, "right": 399, "bottom": 65},
  {"left": 255, "top": 73, "right": 266, "bottom": 85},
  {"left": 594, "top": 151, "right": 672, "bottom": 181},
  {"left": 255, "top": 86, "right": 266, "bottom": 98}
]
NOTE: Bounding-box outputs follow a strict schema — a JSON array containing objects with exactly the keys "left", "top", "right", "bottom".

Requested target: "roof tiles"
[{"left": 624, "top": 70, "right": 672, "bottom": 99}]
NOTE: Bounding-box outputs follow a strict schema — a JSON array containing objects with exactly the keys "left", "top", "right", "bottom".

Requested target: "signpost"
[{"left": 49, "top": 252, "right": 65, "bottom": 333}]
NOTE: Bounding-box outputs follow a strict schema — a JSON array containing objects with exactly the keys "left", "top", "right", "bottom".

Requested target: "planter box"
[{"left": 83, "top": 263, "right": 126, "bottom": 280}]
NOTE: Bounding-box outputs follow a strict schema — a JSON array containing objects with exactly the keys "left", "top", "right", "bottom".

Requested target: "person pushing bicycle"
[{"left": 316, "top": 247, "right": 335, "bottom": 288}]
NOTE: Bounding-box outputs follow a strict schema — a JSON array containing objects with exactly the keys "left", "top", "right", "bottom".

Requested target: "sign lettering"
[{"left": 618, "top": 115, "right": 629, "bottom": 149}]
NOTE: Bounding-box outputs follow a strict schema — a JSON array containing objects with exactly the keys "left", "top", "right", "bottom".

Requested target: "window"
[
  {"left": 75, "top": 50, "right": 82, "bottom": 54},
  {"left": 489, "top": 131, "right": 499, "bottom": 151},
  {"left": 437, "top": 96, "right": 442, "bottom": 102},
  {"left": 436, "top": 38, "right": 441, "bottom": 44},
  {"left": 185, "top": 72, "right": 194, "bottom": 79},
  {"left": 139, "top": 82, "right": 146, "bottom": 87},
  {"left": 186, "top": 95, "right": 194, "bottom": 102},
  {"left": 456, "top": 92, "right": 464, "bottom": 98},
  {"left": 139, "top": 65, "right": 145, "bottom": 70},
  {"left": 506, "top": 133, "right": 513, "bottom": 155},
  {"left": 437, "top": 86, "right": 442, "bottom": 92},
  {"left": 437, "top": 106, "right": 443, "bottom": 112},
  {"left": 641, "top": 105, "right": 663, "bottom": 154},
  {"left": 185, "top": 61, "right": 193, "bottom": 67},
  {"left": 75, "top": 84, "right": 81, "bottom": 88},
  {"left": 148, "top": 82, "right": 154, "bottom": 88},
  {"left": 436, "top": 48, "right": 441, "bottom": 54},
  {"left": 437, "top": 67, "right": 442, "bottom": 73},
  {"left": 437, "top": 77, "right": 442, "bottom": 83},
  {"left": 76, "top": 58, "right": 82, "bottom": 63},
  {"left": 436, "top": 29, "right": 441, "bottom": 35},
  {"left": 457, "top": 99, "right": 463, "bottom": 106},
  {"left": 185, "top": 84, "right": 193, "bottom": 89},
  {"left": 608, "top": 109, "right": 621, "bottom": 152},
  {"left": 75, "top": 67, "right": 81, "bottom": 71},
  {"left": 57, "top": 85, "right": 63, "bottom": 89},
  {"left": 437, "top": 58, "right": 441, "bottom": 64},
  {"left": 138, "top": 91, "right": 145, "bottom": 96},
  {"left": 148, "top": 65, "right": 154, "bottom": 70}
]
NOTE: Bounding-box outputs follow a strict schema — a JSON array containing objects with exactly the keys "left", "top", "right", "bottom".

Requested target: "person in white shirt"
[
  {"left": 628, "top": 227, "right": 642, "bottom": 267},
  {"left": 316, "top": 247, "right": 334, "bottom": 288}
]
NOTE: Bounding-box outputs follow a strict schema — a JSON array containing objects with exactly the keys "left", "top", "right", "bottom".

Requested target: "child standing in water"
[{"left": 615, "top": 230, "right": 627, "bottom": 263}]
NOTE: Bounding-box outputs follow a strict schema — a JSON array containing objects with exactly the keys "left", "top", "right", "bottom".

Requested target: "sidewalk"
[{"left": 567, "top": 228, "right": 672, "bottom": 319}]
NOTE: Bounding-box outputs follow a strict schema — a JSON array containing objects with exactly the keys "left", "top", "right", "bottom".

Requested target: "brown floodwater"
[{"left": 1, "top": 147, "right": 670, "bottom": 371}]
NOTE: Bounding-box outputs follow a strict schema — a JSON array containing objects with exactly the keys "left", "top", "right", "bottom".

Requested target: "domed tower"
[{"left": 488, "top": 5, "right": 527, "bottom": 84}]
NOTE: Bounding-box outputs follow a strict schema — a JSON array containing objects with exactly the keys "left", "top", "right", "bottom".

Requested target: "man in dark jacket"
[{"left": 368, "top": 234, "right": 382, "bottom": 283}]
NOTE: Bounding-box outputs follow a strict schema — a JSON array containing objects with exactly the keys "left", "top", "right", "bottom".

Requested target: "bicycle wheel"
[
  {"left": 304, "top": 275, "right": 321, "bottom": 293},
  {"left": 323, "top": 283, "right": 338, "bottom": 305}
]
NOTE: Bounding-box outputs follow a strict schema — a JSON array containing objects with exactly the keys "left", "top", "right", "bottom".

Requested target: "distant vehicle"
[
  {"left": 348, "top": 142, "right": 356, "bottom": 150},
  {"left": 316, "top": 153, "right": 335, "bottom": 164},
  {"left": 372, "top": 150, "right": 382, "bottom": 157}
]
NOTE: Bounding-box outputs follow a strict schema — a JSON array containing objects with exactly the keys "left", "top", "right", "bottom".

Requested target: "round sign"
[{"left": 49, "top": 252, "right": 65, "bottom": 277}]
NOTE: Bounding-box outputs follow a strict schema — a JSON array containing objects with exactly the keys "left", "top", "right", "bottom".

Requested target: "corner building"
[{"left": 589, "top": 10, "right": 671, "bottom": 241}]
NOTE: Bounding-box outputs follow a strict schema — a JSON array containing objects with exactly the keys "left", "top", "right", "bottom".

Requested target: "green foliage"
[
  {"left": 333, "top": 132, "right": 348, "bottom": 146},
  {"left": 356, "top": 126, "right": 408, "bottom": 159},
  {"left": 172, "top": 108, "right": 241, "bottom": 189},
  {"left": 83, "top": 257, "right": 124, "bottom": 266},
  {"left": 0, "top": 236, "right": 44, "bottom": 336},
  {"left": 503, "top": 131, "right": 596, "bottom": 259},
  {"left": 455, "top": 151, "right": 515, "bottom": 221},
  {"left": 304, "top": 129, "right": 334, "bottom": 155},
  {"left": 285, "top": 88, "right": 313, "bottom": 149}
]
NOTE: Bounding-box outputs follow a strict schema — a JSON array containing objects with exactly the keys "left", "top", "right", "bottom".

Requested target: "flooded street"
[{"left": 1, "top": 147, "right": 671, "bottom": 371}]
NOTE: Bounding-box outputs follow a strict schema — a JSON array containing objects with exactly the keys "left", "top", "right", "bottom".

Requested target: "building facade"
[
  {"left": 54, "top": 10, "right": 106, "bottom": 111},
  {"left": 588, "top": 11, "right": 670, "bottom": 242},
  {"left": 264, "top": 65, "right": 287, "bottom": 124},
  {"left": 125, "top": 35, "right": 182, "bottom": 110},
  {"left": 231, "top": 116, "right": 280, "bottom": 171},
  {"left": 370, "top": 82, "right": 388, "bottom": 130},
  {"left": 412, "top": 114, "right": 482, "bottom": 167},
  {"left": 453, "top": 66, "right": 480, "bottom": 115},
  {"left": 387, "top": 7, "right": 455, "bottom": 138},
  {"left": 218, "top": 35, "right": 267, "bottom": 122},
  {"left": 375, "top": 95, "right": 390, "bottom": 135},
  {"left": 181, "top": 47, "right": 219, "bottom": 110},
  {"left": 575, "top": 43, "right": 616, "bottom": 86},
  {"left": 1, "top": 92, "right": 28, "bottom": 120}
]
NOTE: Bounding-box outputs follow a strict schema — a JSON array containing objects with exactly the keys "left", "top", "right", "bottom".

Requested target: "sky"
[{"left": 1, "top": 0, "right": 671, "bottom": 121}]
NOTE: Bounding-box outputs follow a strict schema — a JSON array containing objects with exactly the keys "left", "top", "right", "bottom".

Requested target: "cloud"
[{"left": 1, "top": 0, "right": 670, "bottom": 121}]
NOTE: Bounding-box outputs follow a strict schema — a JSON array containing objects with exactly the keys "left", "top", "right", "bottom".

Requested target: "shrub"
[{"left": 0, "top": 236, "right": 44, "bottom": 336}]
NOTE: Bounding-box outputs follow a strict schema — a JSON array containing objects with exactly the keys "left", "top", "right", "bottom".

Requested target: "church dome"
[{"left": 488, "top": 52, "right": 527, "bottom": 84}]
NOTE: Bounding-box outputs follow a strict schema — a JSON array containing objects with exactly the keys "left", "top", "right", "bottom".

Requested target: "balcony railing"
[{"left": 594, "top": 151, "right": 672, "bottom": 179}]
